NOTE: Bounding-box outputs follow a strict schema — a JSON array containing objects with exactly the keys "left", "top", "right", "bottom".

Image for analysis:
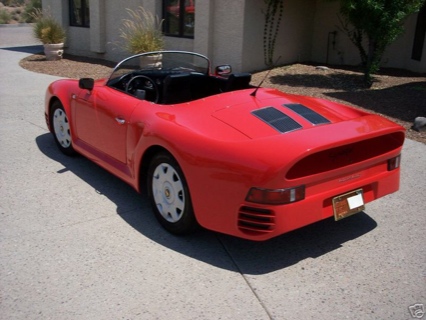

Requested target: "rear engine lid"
[{"left": 212, "top": 98, "right": 337, "bottom": 139}]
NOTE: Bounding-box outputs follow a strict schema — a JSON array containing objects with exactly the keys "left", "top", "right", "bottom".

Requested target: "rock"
[
  {"left": 316, "top": 66, "right": 330, "bottom": 71},
  {"left": 411, "top": 117, "right": 426, "bottom": 132}
]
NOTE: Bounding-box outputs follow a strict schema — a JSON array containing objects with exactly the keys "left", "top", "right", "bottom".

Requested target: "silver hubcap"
[
  {"left": 152, "top": 163, "right": 185, "bottom": 223},
  {"left": 53, "top": 108, "right": 71, "bottom": 148}
]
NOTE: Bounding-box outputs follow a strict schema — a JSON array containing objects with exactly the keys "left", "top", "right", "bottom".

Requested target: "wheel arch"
[
  {"left": 46, "top": 96, "right": 61, "bottom": 132},
  {"left": 137, "top": 145, "right": 172, "bottom": 193},
  {"left": 45, "top": 79, "right": 76, "bottom": 132},
  {"left": 47, "top": 95, "right": 72, "bottom": 133}
]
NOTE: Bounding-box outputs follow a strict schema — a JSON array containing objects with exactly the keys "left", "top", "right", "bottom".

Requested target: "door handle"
[{"left": 115, "top": 117, "right": 126, "bottom": 125}]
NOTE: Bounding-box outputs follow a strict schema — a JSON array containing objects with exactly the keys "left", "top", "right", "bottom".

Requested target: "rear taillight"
[
  {"left": 388, "top": 155, "right": 401, "bottom": 171},
  {"left": 246, "top": 185, "right": 305, "bottom": 205}
]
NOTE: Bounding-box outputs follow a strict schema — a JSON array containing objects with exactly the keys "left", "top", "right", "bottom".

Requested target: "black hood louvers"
[
  {"left": 284, "top": 103, "right": 331, "bottom": 125},
  {"left": 252, "top": 107, "right": 302, "bottom": 133},
  {"left": 251, "top": 104, "right": 331, "bottom": 134}
]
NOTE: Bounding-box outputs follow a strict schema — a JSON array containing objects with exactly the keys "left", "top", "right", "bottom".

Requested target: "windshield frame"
[{"left": 108, "top": 51, "right": 211, "bottom": 83}]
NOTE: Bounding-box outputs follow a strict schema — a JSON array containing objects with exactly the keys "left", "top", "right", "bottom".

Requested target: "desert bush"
[
  {"left": 2, "top": 0, "right": 25, "bottom": 7},
  {"left": 0, "top": 8, "right": 12, "bottom": 23},
  {"left": 119, "top": 6, "right": 164, "bottom": 54},
  {"left": 32, "top": 9, "right": 66, "bottom": 44},
  {"left": 21, "top": 0, "right": 41, "bottom": 23}
]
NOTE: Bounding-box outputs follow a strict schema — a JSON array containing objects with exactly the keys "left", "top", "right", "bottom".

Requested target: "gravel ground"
[{"left": 20, "top": 53, "right": 426, "bottom": 144}]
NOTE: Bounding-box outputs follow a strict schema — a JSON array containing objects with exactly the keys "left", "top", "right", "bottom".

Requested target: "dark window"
[
  {"left": 70, "top": 0, "right": 90, "bottom": 27},
  {"left": 163, "top": 0, "right": 195, "bottom": 38},
  {"left": 411, "top": 4, "right": 426, "bottom": 61}
]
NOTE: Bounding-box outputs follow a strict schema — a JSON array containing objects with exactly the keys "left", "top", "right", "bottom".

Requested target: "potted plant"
[
  {"left": 33, "top": 10, "right": 66, "bottom": 61},
  {"left": 119, "top": 6, "right": 164, "bottom": 67}
]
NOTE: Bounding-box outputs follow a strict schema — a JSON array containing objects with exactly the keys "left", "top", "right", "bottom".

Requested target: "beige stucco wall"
[
  {"left": 194, "top": 0, "right": 316, "bottom": 72},
  {"left": 42, "top": 0, "right": 424, "bottom": 73},
  {"left": 42, "top": 0, "right": 172, "bottom": 62}
]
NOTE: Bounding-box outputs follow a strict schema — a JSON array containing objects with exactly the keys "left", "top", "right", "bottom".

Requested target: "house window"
[
  {"left": 163, "top": 0, "right": 195, "bottom": 38},
  {"left": 411, "top": 4, "right": 426, "bottom": 61},
  {"left": 70, "top": 0, "right": 90, "bottom": 27}
]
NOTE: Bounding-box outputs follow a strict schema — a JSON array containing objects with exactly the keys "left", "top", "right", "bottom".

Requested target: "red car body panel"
[{"left": 45, "top": 52, "right": 405, "bottom": 241}]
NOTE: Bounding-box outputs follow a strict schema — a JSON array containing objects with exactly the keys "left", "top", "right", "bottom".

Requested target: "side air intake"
[{"left": 238, "top": 206, "right": 275, "bottom": 234}]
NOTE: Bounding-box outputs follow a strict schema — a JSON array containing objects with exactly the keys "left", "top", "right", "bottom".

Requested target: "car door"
[{"left": 72, "top": 85, "right": 139, "bottom": 164}]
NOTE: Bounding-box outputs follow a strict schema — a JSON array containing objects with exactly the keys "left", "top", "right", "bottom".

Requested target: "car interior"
[{"left": 107, "top": 70, "right": 253, "bottom": 104}]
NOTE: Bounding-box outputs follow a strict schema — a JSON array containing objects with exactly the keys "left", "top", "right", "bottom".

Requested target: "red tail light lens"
[
  {"left": 388, "top": 155, "right": 401, "bottom": 171},
  {"left": 246, "top": 185, "right": 305, "bottom": 205}
]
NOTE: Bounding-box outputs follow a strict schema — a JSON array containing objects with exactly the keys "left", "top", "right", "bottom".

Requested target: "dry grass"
[{"left": 20, "top": 54, "right": 426, "bottom": 144}]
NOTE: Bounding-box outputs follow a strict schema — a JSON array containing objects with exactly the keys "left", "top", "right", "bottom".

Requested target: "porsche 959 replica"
[{"left": 45, "top": 51, "right": 405, "bottom": 241}]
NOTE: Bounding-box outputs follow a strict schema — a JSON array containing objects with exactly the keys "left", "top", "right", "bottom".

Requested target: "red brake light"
[{"left": 246, "top": 185, "right": 305, "bottom": 205}]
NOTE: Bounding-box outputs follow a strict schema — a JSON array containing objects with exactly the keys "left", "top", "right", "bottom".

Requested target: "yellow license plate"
[{"left": 332, "top": 189, "right": 365, "bottom": 221}]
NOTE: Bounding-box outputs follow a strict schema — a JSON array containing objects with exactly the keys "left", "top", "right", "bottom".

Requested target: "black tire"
[
  {"left": 50, "top": 100, "right": 76, "bottom": 156},
  {"left": 147, "top": 152, "right": 198, "bottom": 235}
]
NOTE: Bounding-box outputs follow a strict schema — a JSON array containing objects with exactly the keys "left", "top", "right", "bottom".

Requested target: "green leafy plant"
[
  {"left": 32, "top": 9, "right": 66, "bottom": 44},
  {"left": 338, "top": 0, "right": 424, "bottom": 87},
  {"left": 119, "top": 6, "right": 164, "bottom": 54}
]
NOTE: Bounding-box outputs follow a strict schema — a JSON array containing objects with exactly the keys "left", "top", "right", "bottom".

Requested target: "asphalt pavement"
[{"left": 1, "top": 25, "right": 425, "bottom": 320}]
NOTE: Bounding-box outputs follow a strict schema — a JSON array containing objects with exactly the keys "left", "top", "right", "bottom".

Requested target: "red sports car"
[{"left": 45, "top": 51, "right": 405, "bottom": 241}]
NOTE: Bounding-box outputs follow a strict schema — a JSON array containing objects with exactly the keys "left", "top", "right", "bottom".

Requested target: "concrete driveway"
[{"left": 1, "top": 26, "right": 425, "bottom": 320}]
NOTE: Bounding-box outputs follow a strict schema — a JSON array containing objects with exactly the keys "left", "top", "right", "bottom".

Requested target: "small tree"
[{"left": 339, "top": 0, "right": 424, "bottom": 87}]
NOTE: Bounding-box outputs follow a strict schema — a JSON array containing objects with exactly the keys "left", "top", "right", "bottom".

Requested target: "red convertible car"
[{"left": 45, "top": 51, "right": 405, "bottom": 241}]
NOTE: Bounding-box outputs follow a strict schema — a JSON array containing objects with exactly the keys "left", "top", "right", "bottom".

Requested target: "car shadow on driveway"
[
  {"left": 0, "top": 45, "right": 43, "bottom": 54},
  {"left": 36, "top": 132, "right": 378, "bottom": 275}
]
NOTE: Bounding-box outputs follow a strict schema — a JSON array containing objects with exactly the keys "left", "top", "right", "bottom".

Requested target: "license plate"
[{"left": 332, "top": 189, "right": 365, "bottom": 221}]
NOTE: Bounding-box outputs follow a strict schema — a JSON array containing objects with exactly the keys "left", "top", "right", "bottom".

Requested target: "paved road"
[{"left": 1, "top": 26, "right": 425, "bottom": 320}]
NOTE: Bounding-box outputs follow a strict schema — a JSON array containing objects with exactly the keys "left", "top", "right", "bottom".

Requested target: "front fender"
[{"left": 45, "top": 79, "right": 79, "bottom": 132}]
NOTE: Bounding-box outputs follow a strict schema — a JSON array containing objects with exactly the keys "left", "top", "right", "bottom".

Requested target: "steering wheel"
[{"left": 125, "top": 75, "right": 159, "bottom": 103}]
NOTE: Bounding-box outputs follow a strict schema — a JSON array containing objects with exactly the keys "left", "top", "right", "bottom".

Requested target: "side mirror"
[
  {"left": 215, "top": 65, "right": 232, "bottom": 76},
  {"left": 79, "top": 78, "right": 94, "bottom": 91}
]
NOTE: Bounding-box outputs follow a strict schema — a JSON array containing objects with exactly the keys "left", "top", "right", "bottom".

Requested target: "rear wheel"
[
  {"left": 147, "top": 152, "right": 198, "bottom": 234},
  {"left": 51, "top": 100, "right": 76, "bottom": 156}
]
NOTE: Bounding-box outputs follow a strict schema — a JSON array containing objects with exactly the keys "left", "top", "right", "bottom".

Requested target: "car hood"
[{"left": 210, "top": 88, "right": 371, "bottom": 139}]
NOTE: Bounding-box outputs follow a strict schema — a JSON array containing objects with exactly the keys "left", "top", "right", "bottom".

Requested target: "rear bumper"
[
  {"left": 192, "top": 155, "right": 401, "bottom": 241},
  {"left": 233, "top": 166, "right": 400, "bottom": 241}
]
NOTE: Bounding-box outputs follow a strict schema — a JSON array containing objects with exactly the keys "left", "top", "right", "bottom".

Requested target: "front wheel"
[
  {"left": 51, "top": 100, "right": 76, "bottom": 156},
  {"left": 147, "top": 152, "right": 198, "bottom": 235}
]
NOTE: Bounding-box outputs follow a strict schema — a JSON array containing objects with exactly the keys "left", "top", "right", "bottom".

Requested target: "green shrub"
[{"left": 0, "top": 9, "right": 12, "bottom": 24}]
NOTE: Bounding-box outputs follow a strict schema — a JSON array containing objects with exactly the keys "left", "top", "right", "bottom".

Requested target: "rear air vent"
[
  {"left": 238, "top": 206, "right": 275, "bottom": 234},
  {"left": 252, "top": 107, "right": 302, "bottom": 133},
  {"left": 284, "top": 103, "right": 331, "bottom": 125}
]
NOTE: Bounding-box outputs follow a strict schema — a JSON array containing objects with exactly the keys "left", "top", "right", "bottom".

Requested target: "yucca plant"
[
  {"left": 32, "top": 9, "right": 66, "bottom": 44},
  {"left": 119, "top": 6, "right": 164, "bottom": 54}
]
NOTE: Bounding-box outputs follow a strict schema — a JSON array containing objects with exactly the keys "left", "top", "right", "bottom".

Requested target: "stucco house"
[{"left": 42, "top": 0, "right": 425, "bottom": 73}]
